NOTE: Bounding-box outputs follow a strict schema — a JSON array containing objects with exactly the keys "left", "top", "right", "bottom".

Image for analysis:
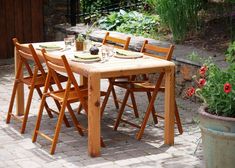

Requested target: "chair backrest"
[
  {"left": 102, "top": 32, "right": 131, "bottom": 50},
  {"left": 41, "top": 50, "right": 88, "bottom": 111},
  {"left": 13, "top": 38, "right": 47, "bottom": 78},
  {"left": 140, "top": 40, "right": 174, "bottom": 61}
]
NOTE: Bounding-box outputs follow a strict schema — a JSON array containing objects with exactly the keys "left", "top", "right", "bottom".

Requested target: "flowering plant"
[{"left": 186, "top": 62, "right": 235, "bottom": 118}]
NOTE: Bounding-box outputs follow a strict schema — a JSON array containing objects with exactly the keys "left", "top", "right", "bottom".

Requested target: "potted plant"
[
  {"left": 83, "top": 22, "right": 97, "bottom": 51},
  {"left": 186, "top": 43, "right": 235, "bottom": 168},
  {"left": 76, "top": 34, "right": 85, "bottom": 51}
]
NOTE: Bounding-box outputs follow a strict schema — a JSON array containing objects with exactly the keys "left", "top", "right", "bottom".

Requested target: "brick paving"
[{"left": 0, "top": 64, "right": 204, "bottom": 168}]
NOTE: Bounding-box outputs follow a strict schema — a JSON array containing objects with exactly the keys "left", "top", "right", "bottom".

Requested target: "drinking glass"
[
  {"left": 101, "top": 46, "right": 108, "bottom": 61},
  {"left": 64, "top": 37, "right": 72, "bottom": 49},
  {"left": 67, "top": 35, "right": 75, "bottom": 48},
  {"left": 107, "top": 45, "right": 115, "bottom": 57}
]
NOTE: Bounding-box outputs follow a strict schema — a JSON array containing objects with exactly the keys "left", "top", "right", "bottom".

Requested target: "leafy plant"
[
  {"left": 76, "top": 34, "right": 85, "bottom": 42},
  {"left": 98, "top": 10, "right": 160, "bottom": 37},
  {"left": 146, "top": 0, "right": 204, "bottom": 42},
  {"left": 225, "top": 41, "right": 235, "bottom": 64},
  {"left": 186, "top": 61, "right": 235, "bottom": 117}
]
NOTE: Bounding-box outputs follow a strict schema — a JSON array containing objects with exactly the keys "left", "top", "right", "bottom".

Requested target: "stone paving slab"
[{"left": 0, "top": 64, "right": 204, "bottom": 168}]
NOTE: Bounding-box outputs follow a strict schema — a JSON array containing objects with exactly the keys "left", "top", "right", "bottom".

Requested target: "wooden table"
[{"left": 15, "top": 42, "right": 175, "bottom": 157}]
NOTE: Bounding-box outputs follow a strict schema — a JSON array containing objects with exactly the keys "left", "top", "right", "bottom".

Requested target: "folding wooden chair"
[
  {"left": 100, "top": 32, "right": 139, "bottom": 118},
  {"left": 6, "top": 38, "right": 70, "bottom": 134},
  {"left": 32, "top": 50, "right": 105, "bottom": 154},
  {"left": 113, "top": 40, "right": 183, "bottom": 140}
]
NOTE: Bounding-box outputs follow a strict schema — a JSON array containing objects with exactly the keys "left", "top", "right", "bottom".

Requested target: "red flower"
[
  {"left": 224, "top": 83, "right": 232, "bottom": 94},
  {"left": 186, "top": 87, "right": 195, "bottom": 97},
  {"left": 198, "top": 78, "right": 206, "bottom": 87},
  {"left": 199, "top": 66, "right": 207, "bottom": 76}
]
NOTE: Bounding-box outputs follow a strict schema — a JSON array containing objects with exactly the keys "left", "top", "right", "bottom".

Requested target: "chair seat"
[
  {"left": 21, "top": 73, "right": 68, "bottom": 87},
  {"left": 114, "top": 81, "right": 165, "bottom": 92},
  {"left": 50, "top": 88, "right": 87, "bottom": 103},
  {"left": 49, "top": 87, "right": 106, "bottom": 103},
  {"left": 21, "top": 74, "right": 46, "bottom": 86}
]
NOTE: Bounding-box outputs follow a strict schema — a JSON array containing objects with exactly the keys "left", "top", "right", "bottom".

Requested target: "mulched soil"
[{"left": 183, "top": 17, "right": 233, "bottom": 54}]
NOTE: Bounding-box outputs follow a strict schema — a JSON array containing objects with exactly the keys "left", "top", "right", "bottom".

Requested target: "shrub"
[
  {"left": 146, "top": 0, "right": 204, "bottom": 42},
  {"left": 98, "top": 10, "right": 160, "bottom": 37},
  {"left": 225, "top": 41, "right": 235, "bottom": 63}
]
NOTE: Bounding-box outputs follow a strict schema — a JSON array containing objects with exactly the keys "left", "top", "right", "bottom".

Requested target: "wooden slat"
[
  {"left": 37, "top": 131, "right": 53, "bottom": 142},
  {"left": 14, "top": 0, "right": 24, "bottom": 42},
  {"left": 23, "top": 0, "right": 32, "bottom": 42},
  {"left": 120, "top": 119, "right": 141, "bottom": 128},
  {"left": 0, "top": 0, "right": 44, "bottom": 59},
  {"left": 31, "top": 0, "right": 44, "bottom": 42},
  {"left": 5, "top": 0, "right": 15, "bottom": 59},
  {"left": 145, "top": 43, "right": 169, "bottom": 53},
  {"left": 0, "top": 1, "right": 7, "bottom": 59},
  {"left": 106, "top": 36, "right": 127, "bottom": 45}
]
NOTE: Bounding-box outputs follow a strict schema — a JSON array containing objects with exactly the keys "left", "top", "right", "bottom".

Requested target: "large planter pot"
[{"left": 199, "top": 106, "right": 235, "bottom": 168}]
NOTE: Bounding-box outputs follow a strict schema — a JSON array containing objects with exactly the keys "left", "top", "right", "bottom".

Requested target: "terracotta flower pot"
[
  {"left": 76, "top": 41, "right": 83, "bottom": 51},
  {"left": 199, "top": 106, "right": 235, "bottom": 168}
]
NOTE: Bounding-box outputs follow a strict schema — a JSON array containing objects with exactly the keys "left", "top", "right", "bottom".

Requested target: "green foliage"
[
  {"left": 146, "top": 0, "right": 204, "bottom": 42},
  {"left": 187, "top": 51, "right": 213, "bottom": 65},
  {"left": 80, "top": 0, "right": 142, "bottom": 20},
  {"left": 76, "top": 34, "right": 85, "bottom": 42},
  {"left": 225, "top": 41, "right": 235, "bottom": 64},
  {"left": 187, "top": 51, "right": 203, "bottom": 63},
  {"left": 98, "top": 10, "right": 160, "bottom": 37}
]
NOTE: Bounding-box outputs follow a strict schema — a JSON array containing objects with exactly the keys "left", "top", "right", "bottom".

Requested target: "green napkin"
[
  {"left": 116, "top": 50, "right": 143, "bottom": 57},
  {"left": 39, "top": 44, "right": 61, "bottom": 49},
  {"left": 74, "top": 53, "right": 100, "bottom": 60}
]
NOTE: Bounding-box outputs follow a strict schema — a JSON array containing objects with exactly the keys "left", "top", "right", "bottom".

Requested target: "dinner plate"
[{"left": 114, "top": 50, "right": 143, "bottom": 59}]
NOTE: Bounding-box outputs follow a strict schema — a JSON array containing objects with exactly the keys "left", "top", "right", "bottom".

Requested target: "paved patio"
[{"left": 0, "top": 64, "right": 204, "bottom": 168}]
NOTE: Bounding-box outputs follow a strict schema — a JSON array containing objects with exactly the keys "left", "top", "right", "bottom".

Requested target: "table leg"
[
  {"left": 88, "top": 73, "right": 101, "bottom": 157},
  {"left": 164, "top": 66, "right": 175, "bottom": 145},
  {"left": 15, "top": 48, "right": 24, "bottom": 116}
]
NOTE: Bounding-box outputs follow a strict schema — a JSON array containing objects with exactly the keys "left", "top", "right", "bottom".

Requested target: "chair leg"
[
  {"left": 32, "top": 95, "right": 47, "bottom": 143},
  {"left": 46, "top": 86, "right": 70, "bottom": 127},
  {"left": 50, "top": 102, "right": 67, "bottom": 155},
  {"left": 114, "top": 90, "right": 130, "bottom": 131},
  {"left": 66, "top": 104, "right": 84, "bottom": 136},
  {"left": 146, "top": 92, "right": 158, "bottom": 125},
  {"left": 35, "top": 87, "right": 53, "bottom": 118},
  {"left": 77, "top": 103, "right": 82, "bottom": 114},
  {"left": 53, "top": 98, "right": 71, "bottom": 128},
  {"left": 100, "top": 137, "right": 105, "bottom": 147},
  {"left": 6, "top": 81, "right": 19, "bottom": 124},
  {"left": 136, "top": 110, "right": 152, "bottom": 140},
  {"left": 21, "top": 86, "right": 35, "bottom": 134},
  {"left": 174, "top": 100, "right": 183, "bottom": 134},
  {"left": 100, "top": 80, "right": 113, "bottom": 117},
  {"left": 136, "top": 93, "right": 156, "bottom": 140},
  {"left": 130, "top": 91, "right": 139, "bottom": 118},
  {"left": 110, "top": 79, "right": 119, "bottom": 109}
]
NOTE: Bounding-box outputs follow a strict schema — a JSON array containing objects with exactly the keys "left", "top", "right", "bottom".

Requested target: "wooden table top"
[{"left": 33, "top": 41, "right": 175, "bottom": 78}]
